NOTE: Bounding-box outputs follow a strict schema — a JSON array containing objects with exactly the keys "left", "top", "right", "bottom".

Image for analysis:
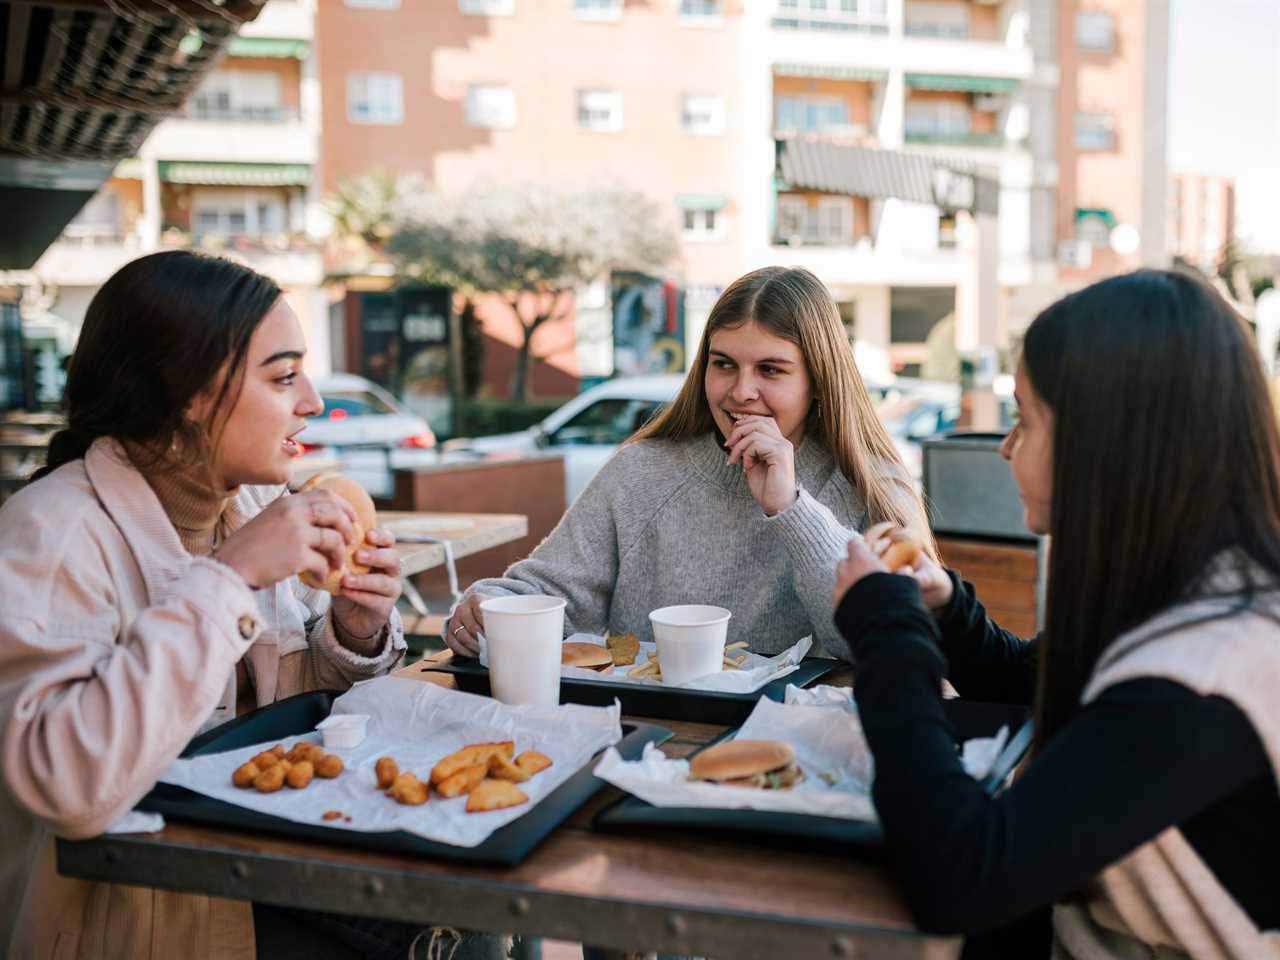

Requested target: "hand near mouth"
[{"left": 724, "top": 414, "right": 798, "bottom": 516}]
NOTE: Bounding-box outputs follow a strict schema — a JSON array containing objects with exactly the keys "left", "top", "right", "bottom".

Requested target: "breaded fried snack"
[
  {"left": 466, "top": 778, "right": 528, "bottom": 813},
  {"left": 389, "top": 772, "right": 428, "bottom": 805},
  {"left": 515, "top": 751, "right": 553, "bottom": 776},
  {"left": 430, "top": 741, "right": 514, "bottom": 786},
  {"left": 375, "top": 756, "right": 399, "bottom": 790},
  {"left": 606, "top": 633, "right": 640, "bottom": 667},
  {"left": 232, "top": 761, "right": 260, "bottom": 789},
  {"left": 254, "top": 765, "right": 285, "bottom": 793},
  {"left": 315, "top": 754, "right": 344, "bottom": 779},
  {"left": 286, "top": 761, "right": 314, "bottom": 789},
  {"left": 436, "top": 762, "right": 488, "bottom": 798}
]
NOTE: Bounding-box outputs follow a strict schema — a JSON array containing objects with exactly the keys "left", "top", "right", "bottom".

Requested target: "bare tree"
[{"left": 389, "top": 183, "right": 676, "bottom": 402}]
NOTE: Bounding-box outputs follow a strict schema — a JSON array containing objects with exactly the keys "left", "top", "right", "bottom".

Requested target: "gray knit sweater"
[{"left": 457, "top": 432, "right": 878, "bottom": 661}]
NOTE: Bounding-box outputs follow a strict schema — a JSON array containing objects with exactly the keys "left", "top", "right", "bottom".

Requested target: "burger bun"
[
  {"left": 689, "top": 739, "right": 796, "bottom": 783},
  {"left": 296, "top": 472, "right": 377, "bottom": 594},
  {"left": 561, "top": 641, "right": 613, "bottom": 672}
]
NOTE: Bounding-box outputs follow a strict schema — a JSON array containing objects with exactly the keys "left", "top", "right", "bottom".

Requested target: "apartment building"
[
  {"left": 1167, "top": 171, "right": 1235, "bottom": 273},
  {"left": 27, "top": 0, "right": 330, "bottom": 372}
]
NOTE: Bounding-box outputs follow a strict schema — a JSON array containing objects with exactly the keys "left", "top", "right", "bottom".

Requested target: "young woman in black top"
[{"left": 832, "top": 270, "right": 1280, "bottom": 958}]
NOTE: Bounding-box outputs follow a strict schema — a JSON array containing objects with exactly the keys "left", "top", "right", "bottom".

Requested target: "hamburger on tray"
[{"left": 688, "top": 739, "right": 804, "bottom": 790}]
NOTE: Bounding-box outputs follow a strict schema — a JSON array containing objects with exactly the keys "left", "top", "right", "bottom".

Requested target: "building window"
[
  {"left": 904, "top": 0, "right": 969, "bottom": 39},
  {"left": 574, "top": 0, "right": 622, "bottom": 19},
  {"left": 1075, "top": 111, "right": 1115, "bottom": 150},
  {"left": 773, "top": 0, "right": 888, "bottom": 33},
  {"left": 347, "top": 72, "right": 403, "bottom": 124},
  {"left": 682, "top": 207, "right": 722, "bottom": 240},
  {"left": 577, "top": 89, "right": 623, "bottom": 132},
  {"left": 345, "top": 0, "right": 400, "bottom": 8},
  {"left": 191, "top": 70, "right": 286, "bottom": 122},
  {"left": 776, "top": 195, "right": 853, "bottom": 245},
  {"left": 193, "top": 191, "right": 287, "bottom": 240},
  {"left": 459, "top": 0, "right": 514, "bottom": 14},
  {"left": 679, "top": 0, "right": 722, "bottom": 20},
  {"left": 905, "top": 98, "right": 971, "bottom": 139},
  {"left": 64, "top": 187, "right": 121, "bottom": 241},
  {"left": 938, "top": 211, "right": 958, "bottom": 248},
  {"left": 1076, "top": 11, "right": 1114, "bottom": 52},
  {"left": 682, "top": 95, "right": 725, "bottom": 135},
  {"left": 775, "top": 95, "right": 850, "bottom": 135},
  {"left": 465, "top": 84, "right": 516, "bottom": 128}
]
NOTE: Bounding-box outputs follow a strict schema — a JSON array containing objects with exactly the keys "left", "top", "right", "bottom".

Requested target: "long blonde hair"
[{"left": 631, "top": 266, "right": 934, "bottom": 555}]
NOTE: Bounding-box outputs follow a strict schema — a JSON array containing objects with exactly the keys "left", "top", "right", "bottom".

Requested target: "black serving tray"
[
  {"left": 592, "top": 699, "right": 1032, "bottom": 851},
  {"left": 420, "top": 655, "right": 843, "bottom": 725},
  {"left": 139, "top": 689, "right": 671, "bottom": 866}
]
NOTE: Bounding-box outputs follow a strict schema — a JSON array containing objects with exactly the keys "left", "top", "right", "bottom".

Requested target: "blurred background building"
[{"left": 2, "top": 0, "right": 1210, "bottom": 436}]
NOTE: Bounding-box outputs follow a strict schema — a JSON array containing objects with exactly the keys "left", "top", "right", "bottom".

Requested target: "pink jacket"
[{"left": 0, "top": 438, "right": 406, "bottom": 959}]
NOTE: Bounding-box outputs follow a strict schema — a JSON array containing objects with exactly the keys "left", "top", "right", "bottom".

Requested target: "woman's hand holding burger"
[{"left": 831, "top": 522, "right": 953, "bottom": 613}]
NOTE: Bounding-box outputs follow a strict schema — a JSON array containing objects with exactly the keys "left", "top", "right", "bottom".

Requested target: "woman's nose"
[
  {"left": 298, "top": 375, "right": 323, "bottom": 417},
  {"left": 999, "top": 428, "right": 1014, "bottom": 461},
  {"left": 730, "top": 374, "right": 758, "bottom": 403}
]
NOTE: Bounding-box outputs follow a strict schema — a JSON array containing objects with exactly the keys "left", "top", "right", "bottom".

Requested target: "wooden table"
[
  {"left": 56, "top": 654, "right": 959, "bottom": 960},
  {"left": 381, "top": 511, "right": 529, "bottom": 578}
]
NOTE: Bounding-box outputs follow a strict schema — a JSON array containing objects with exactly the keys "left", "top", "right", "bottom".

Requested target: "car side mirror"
[{"left": 532, "top": 424, "right": 551, "bottom": 448}]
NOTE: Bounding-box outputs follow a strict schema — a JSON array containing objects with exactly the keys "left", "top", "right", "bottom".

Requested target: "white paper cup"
[
  {"left": 648, "top": 604, "right": 732, "bottom": 686},
  {"left": 480, "top": 595, "right": 567, "bottom": 705}
]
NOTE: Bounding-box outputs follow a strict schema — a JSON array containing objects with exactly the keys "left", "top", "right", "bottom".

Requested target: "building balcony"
[
  {"left": 900, "top": 36, "right": 1032, "bottom": 79},
  {"left": 145, "top": 116, "right": 317, "bottom": 166},
  {"left": 765, "top": 239, "right": 966, "bottom": 287},
  {"left": 160, "top": 231, "right": 325, "bottom": 287},
  {"left": 33, "top": 235, "right": 145, "bottom": 286},
  {"left": 904, "top": 130, "right": 1006, "bottom": 147}
]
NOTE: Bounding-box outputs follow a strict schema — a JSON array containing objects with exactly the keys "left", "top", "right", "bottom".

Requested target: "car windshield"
[
  {"left": 312, "top": 391, "right": 398, "bottom": 420},
  {"left": 551, "top": 398, "right": 663, "bottom": 446}
]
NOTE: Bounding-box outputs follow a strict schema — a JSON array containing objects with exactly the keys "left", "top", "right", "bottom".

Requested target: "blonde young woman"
[{"left": 446, "top": 266, "right": 930, "bottom": 660}]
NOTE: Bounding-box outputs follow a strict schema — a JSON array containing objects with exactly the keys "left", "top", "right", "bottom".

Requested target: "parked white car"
[
  {"left": 448, "top": 375, "right": 684, "bottom": 504},
  {"left": 295, "top": 373, "right": 437, "bottom": 498}
]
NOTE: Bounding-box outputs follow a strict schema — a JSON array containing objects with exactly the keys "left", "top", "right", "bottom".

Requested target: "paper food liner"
[
  {"left": 595, "top": 685, "right": 1010, "bottom": 822},
  {"left": 159, "top": 676, "right": 622, "bottom": 847}
]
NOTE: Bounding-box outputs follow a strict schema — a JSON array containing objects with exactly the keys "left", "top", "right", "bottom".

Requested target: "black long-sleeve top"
[{"left": 833, "top": 571, "right": 1280, "bottom": 936}]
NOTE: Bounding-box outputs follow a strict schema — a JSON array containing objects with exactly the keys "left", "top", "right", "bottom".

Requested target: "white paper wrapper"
[
  {"left": 594, "top": 696, "right": 878, "bottom": 822},
  {"left": 594, "top": 688, "right": 1014, "bottom": 821},
  {"left": 158, "top": 676, "right": 623, "bottom": 847},
  {"left": 478, "top": 633, "right": 812, "bottom": 694}
]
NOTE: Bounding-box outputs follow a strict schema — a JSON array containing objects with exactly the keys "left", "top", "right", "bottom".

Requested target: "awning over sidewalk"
[
  {"left": 158, "top": 161, "right": 312, "bottom": 187},
  {"left": 905, "top": 73, "right": 1020, "bottom": 94},
  {"left": 775, "top": 139, "right": 999, "bottom": 215},
  {"left": 228, "top": 37, "right": 312, "bottom": 60}
]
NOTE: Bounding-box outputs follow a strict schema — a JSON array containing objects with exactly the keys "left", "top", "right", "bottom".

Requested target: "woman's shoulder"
[{"left": 0, "top": 459, "right": 112, "bottom": 548}]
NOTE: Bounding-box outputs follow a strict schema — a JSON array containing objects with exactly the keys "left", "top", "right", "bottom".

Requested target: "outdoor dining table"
[{"left": 54, "top": 653, "right": 960, "bottom": 960}]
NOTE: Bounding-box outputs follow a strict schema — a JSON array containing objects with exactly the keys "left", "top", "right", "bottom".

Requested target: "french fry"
[
  {"left": 725, "top": 641, "right": 749, "bottom": 652},
  {"left": 436, "top": 762, "right": 488, "bottom": 798},
  {"left": 430, "top": 742, "right": 515, "bottom": 786},
  {"left": 488, "top": 752, "right": 532, "bottom": 783},
  {"left": 465, "top": 778, "right": 528, "bottom": 813}
]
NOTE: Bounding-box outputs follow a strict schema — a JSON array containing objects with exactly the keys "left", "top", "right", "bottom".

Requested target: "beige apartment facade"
[{"left": 1167, "top": 171, "right": 1235, "bottom": 273}]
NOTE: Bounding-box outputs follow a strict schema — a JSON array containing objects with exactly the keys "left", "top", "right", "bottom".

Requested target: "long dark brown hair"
[
  {"left": 32, "top": 251, "right": 281, "bottom": 483},
  {"left": 631, "top": 266, "right": 932, "bottom": 550},
  {"left": 1026, "top": 269, "right": 1280, "bottom": 749}
]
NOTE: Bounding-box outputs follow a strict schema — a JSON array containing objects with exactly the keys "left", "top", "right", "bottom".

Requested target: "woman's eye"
[
  {"left": 275, "top": 373, "right": 298, "bottom": 386},
  {"left": 712, "top": 359, "right": 733, "bottom": 370},
  {"left": 761, "top": 366, "right": 781, "bottom": 376}
]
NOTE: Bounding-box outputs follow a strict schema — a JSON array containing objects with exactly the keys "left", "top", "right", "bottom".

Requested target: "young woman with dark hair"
[
  {"left": 0, "top": 251, "right": 410, "bottom": 959},
  {"left": 445, "top": 265, "right": 930, "bottom": 662},
  {"left": 833, "top": 269, "right": 1280, "bottom": 958}
]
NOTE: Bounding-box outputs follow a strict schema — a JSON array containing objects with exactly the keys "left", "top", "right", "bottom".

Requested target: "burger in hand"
[
  {"left": 296, "top": 472, "right": 377, "bottom": 594},
  {"left": 688, "top": 739, "right": 804, "bottom": 789},
  {"left": 864, "top": 521, "right": 923, "bottom": 571}
]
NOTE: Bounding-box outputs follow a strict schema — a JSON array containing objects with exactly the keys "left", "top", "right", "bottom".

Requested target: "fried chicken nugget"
[
  {"left": 375, "top": 756, "right": 398, "bottom": 790},
  {"left": 252, "top": 751, "right": 280, "bottom": 769},
  {"left": 429, "top": 741, "right": 514, "bottom": 786},
  {"left": 286, "top": 760, "right": 314, "bottom": 789},
  {"left": 254, "top": 764, "right": 285, "bottom": 793},
  {"left": 465, "top": 778, "right": 528, "bottom": 813},
  {"left": 487, "top": 752, "right": 531, "bottom": 783},
  {"left": 315, "top": 754, "right": 344, "bottom": 778},
  {"left": 270, "top": 744, "right": 285, "bottom": 758},
  {"left": 515, "top": 751, "right": 553, "bottom": 776},
  {"left": 389, "top": 772, "right": 428, "bottom": 805},
  {"left": 232, "top": 761, "right": 260, "bottom": 789},
  {"left": 436, "top": 762, "right": 488, "bottom": 798}
]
